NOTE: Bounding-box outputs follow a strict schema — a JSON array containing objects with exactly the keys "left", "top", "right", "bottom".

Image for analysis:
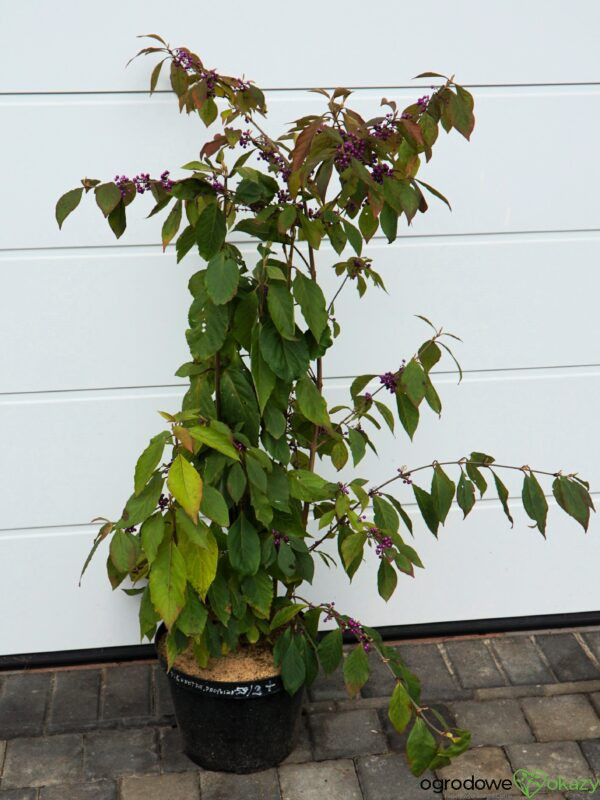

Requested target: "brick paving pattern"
[{"left": 3, "top": 627, "right": 600, "bottom": 797}]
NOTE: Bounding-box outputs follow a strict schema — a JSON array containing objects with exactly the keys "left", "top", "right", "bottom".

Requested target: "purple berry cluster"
[
  {"left": 124, "top": 526, "right": 137, "bottom": 533},
  {"left": 323, "top": 604, "right": 371, "bottom": 651},
  {"left": 160, "top": 170, "right": 174, "bottom": 191},
  {"left": 272, "top": 528, "right": 290, "bottom": 548},
  {"left": 233, "top": 440, "right": 246, "bottom": 453},
  {"left": 417, "top": 94, "right": 430, "bottom": 112},
  {"left": 211, "top": 178, "right": 225, "bottom": 192},
  {"left": 133, "top": 173, "right": 151, "bottom": 194},
  {"left": 158, "top": 494, "right": 170, "bottom": 510},
  {"left": 334, "top": 131, "right": 367, "bottom": 170},
  {"left": 277, "top": 189, "right": 291, "bottom": 204},
  {"left": 370, "top": 112, "right": 396, "bottom": 141},
  {"left": 379, "top": 371, "right": 398, "bottom": 393},
  {"left": 114, "top": 175, "right": 129, "bottom": 197},
  {"left": 368, "top": 526, "right": 393, "bottom": 558},
  {"left": 370, "top": 162, "right": 394, "bottom": 184},
  {"left": 337, "top": 482, "right": 349, "bottom": 495},
  {"left": 257, "top": 145, "right": 291, "bottom": 180},
  {"left": 174, "top": 49, "right": 195, "bottom": 71},
  {"left": 239, "top": 130, "right": 252, "bottom": 148},
  {"left": 396, "top": 467, "right": 413, "bottom": 485}
]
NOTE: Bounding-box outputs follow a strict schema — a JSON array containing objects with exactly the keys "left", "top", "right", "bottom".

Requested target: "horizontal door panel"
[
  {"left": 2, "top": 494, "right": 599, "bottom": 656},
  {"left": 2, "top": 1, "right": 599, "bottom": 92},
  {"left": 2, "top": 233, "right": 598, "bottom": 394},
  {"left": 2, "top": 87, "right": 600, "bottom": 250},
  {"left": 2, "top": 369, "right": 598, "bottom": 531}
]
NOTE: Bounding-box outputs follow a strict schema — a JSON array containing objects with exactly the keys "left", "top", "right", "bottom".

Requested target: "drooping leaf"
[
  {"left": 228, "top": 512, "right": 261, "bottom": 575},
  {"left": 552, "top": 475, "right": 594, "bottom": 532},
  {"left": 343, "top": 644, "right": 370, "bottom": 697},
  {"left": 456, "top": 471, "right": 476, "bottom": 519},
  {"left": 140, "top": 513, "right": 166, "bottom": 564},
  {"left": 377, "top": 558, "right": 398, "bottom": 600},
  {"left": 431, "top": 465, "right": 455, "bottom": 525},
  {"left": 491, "top": 470, "right": 514, "bottom": 526},
  {"left": 168, "top": 455, "right": 203, "bottom": 522},
  {"left": 267, "top": 284, "right": 295, "bottom": 340},
  {"left": 110, "top": 529, "right": 140, "bottom": 573},
  {"left": 56, "top": 187, "right": 83, "bottom": 229},
  {"left": 406, "top": 717, "right": 437, "bottom": 776},
  {"left": 205, "top": 252, "right": 240, "bottom": 305},
  {"left": 317, "top": 628, "right": 343, "bottom": 673},
  {"left": 196, "top": 203, "right": 226, "bottom": 260},
  {"left": 388, "top": 681, "right": 412, "bottom": 734},
  {"left": 95, "top": 182, "right": 122, "bottom": 217},
  {"left": 134, "top": 431, "right": 171, "bottom": 495},
  {"left": 412, "top": 485, "right": 439, "bottom": 536},
  {"left": 200, "top": 484, "right": 229, "bottom": 527},
  {"left": 178, "top": 526, "right": 218, "bottom": 600},
  {"left": 161, "top": 199, "right": 182, "bottom": 251},
  {"left": 188, "top": 420, "right": 240, "bottom": 461},
  {"left": 281, "top": 637, "right": 306, "bottom": 694},
  {"left": 295, "top": 375, "right": 329, "bottom": 426},
  {"left": 396, "top": 393, "right": 419, "bottom": 439},
  {"left": 292, "top": 272, "right": 328, "bottom": 340},
  {"left": 120, "top": 472, "right": 164, "bottom": 527},
  {"left": 522, "top": 472, "right": 549, "bottom": 536},
  {"left": 149, "top": 538, "right": 187, "bottom": 628}
]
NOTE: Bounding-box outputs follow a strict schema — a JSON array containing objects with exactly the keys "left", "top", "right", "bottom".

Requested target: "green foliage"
[{"left": 60, "top": 38, "right": 594, "bottom": 777}]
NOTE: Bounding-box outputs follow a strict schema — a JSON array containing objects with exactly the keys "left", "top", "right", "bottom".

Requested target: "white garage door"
[{"left": 1, "top": 1, "right": 599, "bottom": 656}]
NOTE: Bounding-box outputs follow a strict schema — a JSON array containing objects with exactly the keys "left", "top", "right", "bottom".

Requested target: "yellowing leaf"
[{"left": 168, "top": 455, "right": 203, "bottom": 522}]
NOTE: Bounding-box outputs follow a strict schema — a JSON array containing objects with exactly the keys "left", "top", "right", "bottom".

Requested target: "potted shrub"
[{"left": 57, "top": 35, "right": 594, "bottom": 775}]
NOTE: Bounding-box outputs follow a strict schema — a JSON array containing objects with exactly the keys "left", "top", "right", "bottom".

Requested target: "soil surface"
[{"left": 158, "top": 635, "right": 281, "bottom": 682}]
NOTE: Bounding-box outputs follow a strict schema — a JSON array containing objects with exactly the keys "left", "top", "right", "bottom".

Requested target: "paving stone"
[
  {"left": 491, "top": 636, "right": 556, "bottom": 685},
  {"left": 450, "top": 698, "right": 534, "bottom": 746},
  {"left": 47, "top": 669, "right": 100, "bottom": 733},
  {"left": 359, "top": 653, "right": 396, "bottom": 698},
  {"left": 121, "top": 772, "right": 199, "bottom": 800},
  {"left": 536, "top": 635, "right": 600, "bottom": 682},
  {"left": 309, "top": 708, "right": 387, "bottom": 760},
  {"left": 281, "top": 716, "right": 312, "bottom": 764},
  {"left": 152, "top": 666, "right": 174, "bottom": 718},
  {"left": 0, "top": 672, "right": 51, "bottom": 738},
  {"left": 0, "top": 790, "right": 39, "bottom": 799},
  {"left": 2, "top": 733, "right": 82, "bottom": 789},
  {"left": 83, "top": 727, "right": 158, "bottom": 779},
  {"left": 307, "top": 666, "right": 347, "bottom": 701},
  {"left": 158, "top": 726, "right": 198, "bottom": 773},
  {"left": 436, "top": 746, "right": 519, "bottom": 797},
  {"left": 567, "top": 792, "right": 600, "bottom": 800},
  {"left": 356, "top": 753, "right": 438, "bottom": 800},
  {"left": 102, "top": 664, "right": 152, "bottom": 723},
  {"left": 443, "top": 640, "right": 506, "bottom": 689},
  {"left": 278, "top": 760, "right": 362, "bottom": 800},
  {"left": 377, "top": 703, "right": 455, "bottom": 755},
  {"left": 0, "top": 740, "right": 5, "bottom": 767},
  {"left": 507, "top": 741, "right": 593, "bottom": 781},
  {"left": 522, "top": 695, "right": 600, "bottom": 741},
  {"left": 40, "top": 781, "right": 117, "bottom": 799},
  {"left": 582, "top": 632, "right": 600, "bottom": 665},
  {"left": 580, "top": 739, "right": 600, "bottom": 778},
  {"left": 395, "top": 643, "right": 466, "bottom": 700},
  {"left": 200, "top": 768, "right": 280, "bottom": 799}
]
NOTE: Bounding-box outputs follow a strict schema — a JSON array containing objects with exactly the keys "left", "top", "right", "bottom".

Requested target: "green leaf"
[
  {"left": 134, "top": 431, "right": 171, "bottom": 495},
  {"left": 227, "top": 462, "right": 247, "bottom": 504},
  {"left": 396, "top": 393, "right": 419, "bottom": 439},
  {"left": 400, "top": 360, "right": 427, "bottom": 407},
  {"left": 178, "top": 525, "right": 218, "bottom": 600},
  {"left": 270, "top": 603, "right": 305, "bottom": 631},
  {"left": 431, "top": 465, "right": 455, "bottom": 525},
  {"left": 107, "top": 201, "right": 126, "bottom": 239},
  {"left": 277, "top": 542, "right": 296, "bottom": 576},
  {"left": 139, "top": 585, "right": 160, "bottom": 640},
  {"left": 177, "top": 587, "right": 209, "bottom": 636},
  {"left": 412, "top": 485, "right": 439, "bottom": 536},
  {"left": 79, "top": 522, "right": 112, "bottom": 585},
  {"left": 242, "top": 569, "right": 273, "bottom": 618},
  {"left": 220, "top": 368, "right": 260, "bottom": 444},
  {"left": 373, "top": 496, "right": 399, "bottom": 532},
  {"left": 110, "top": 530, "right": 140, "bottom": 573},
  {"left": 168, "top": 455, "right": 203, "bottom": 522},
  {"left": 419, "top": 341, "right": 441, "bottom": 373},
  {"left": 358, "top": 204, "right": 378, "bottom": 241},
  {"left": 406, "top": 717, "right": 437, "bottom": 776},
  {"left": 196, "top": 203, "right": 226, "bottom": 261},
  {"left": 277, "top": 205, "right": 297, "bottom": 233},
  {"left": 379, "top": 202, "right": 398, "bottom": 243},
  {"left": 186, "top": 301, "right": 228, "bottom": 360},
  {"left": 448, "top": 86, "right": 475, "bottom": 140},
  {"left": 341, "top": 531, "right": 365, "bottom": 576},
  {"left": 351, "top": 374, "right": 375, "bottom": 398},
  {"left": 342, "top": 219, "right": 362, "bottom": 255},
  {"left": 176, "top": 225, "right": 196, "bottom": 263},
  {"left": 377, "top": 558, "right": 398, "bottom": 600},
  {"left": 492, "top": 470, "right": 514, "bottom": 526},
  {"left": 161, "top": 199, "right": 182, "bottom": 251},
  {"left": 318, "top": 628, "right": 343, "bottom": 673},
  {"left": 250, "top": 327, "right": 276, "bottom": 414},
  {"left": 288, "top": 470, "right": 336, "bottom": 501},
  {"left": 188, "top": 421, "right": 240, "bottom": 461},
  {"left": 267, "top": 284, "right": 295, "bottom": 340},
  {"left": 281, "top": 637, "right": 306, "bottom": 694},
  {"left": 205, "top": 252, "right": 239, "bottom": 305},
  {"left": 383, "top": 179, "right": 420, "bottom": 222},
  {"left": 552, "top": 475, "right": 594, "bottom": 532},
  {"left": 120, "top": 472, "right": 164, "bottom": 527},
  {"left": 56, "top": 187, "right": 83, "bottom": 229},
  {"left": 388, "top": 681, "right": 412, "bottom": 734},
  {"left": 522, "top": 472, "right": 548, "bottom": 536},
  {"left": 343, "top": 644, "right": 370, "bottom": 697},
  {"left": 199, "top": 96, "right": 218, "bottom": 126},
  {"left": 466, "top": 461, "right": 488, "bottom": 497},
  {"left": 375, "top": 400, "right": 395, "bottom": 432},
  {"left": 149, "top": 538, "right": 187, "bottom": 628},
  {"left": 292, "top": 272, "right": 328, "bottom": 340},
  {"left": 140, "top": 513, "right": 165, "bottom": 564},
  {"left": 259, "top": 320, "right": 310, "bottom": 382},
  {"left": 228, "top": 512, "right": 261, "bottom": 575},
  {"left": 347, "top": 428, "right": 366, "bottom": 466},
  {"left": 95, "top": 182, "right": 122, "bottom": 217},
  {"left": 200, "top": 485, "right": 229, "bottom": 527},
  {"left": 296, "top": 375, "right": 329, "bottom": 426},
  {"left": 456, "top": 472, "right": 476, "bottom": 519}
]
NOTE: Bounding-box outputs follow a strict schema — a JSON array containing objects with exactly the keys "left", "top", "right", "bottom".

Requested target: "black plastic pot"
[{"left": 155, "top": 625, "right": 304, "bottom": 773}]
